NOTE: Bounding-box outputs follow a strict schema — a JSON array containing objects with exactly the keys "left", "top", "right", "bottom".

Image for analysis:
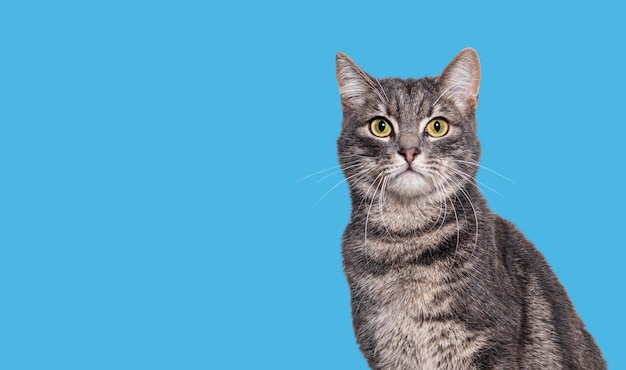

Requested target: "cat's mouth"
[
  {"left": 400, "top": 168, "right": 425, "bottom": 180},
  {"left": 388, "top": 166, "right": 434, "bottom": 196},
  {"left": 400, "top": 162, "right": 424, "bottom": 175}
]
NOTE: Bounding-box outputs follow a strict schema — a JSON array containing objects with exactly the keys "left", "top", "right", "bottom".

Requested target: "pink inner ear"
[{"left": 437, "top": 49, "right": 481, "bottom": 110}]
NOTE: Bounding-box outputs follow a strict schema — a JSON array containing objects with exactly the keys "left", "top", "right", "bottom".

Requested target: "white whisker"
[
  {"left": 453, "top": 159, "right": 516, "bottom": 184},
  {"left": 453, "top": 179, "right": 479, "bottom": 264},
  {"left": 314, "top": 165, "right": 370, "bottom": 206},
  {"left": 363, "top": 172, "right": 386, "bottom": 263},
  {"left": 425, "top": 173, "right": 448, "bottom": 235},
  {"left": 378, "top": 175, "right": 395, "bottom": 240},
  {"left": 446, "top": 165, "right": 502, "bottom": 196},
  {"left": 295, "top": 165, "right": 341, "bottom": 183},
  {"left": 317, "top": 163, "right": 363, "bottom": 183}
]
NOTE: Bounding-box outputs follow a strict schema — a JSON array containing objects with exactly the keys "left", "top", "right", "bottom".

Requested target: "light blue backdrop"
[{"left": 1, "top": 1, "right": 623, "bottom": 369}]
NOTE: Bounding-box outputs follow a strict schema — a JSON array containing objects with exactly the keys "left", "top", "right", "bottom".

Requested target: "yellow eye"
[
  {"left": 425, "top": 118, "right": 449, "bottom": 138},
  {"left": 370, "top": 118, "right": 393, "bottom": 138}
]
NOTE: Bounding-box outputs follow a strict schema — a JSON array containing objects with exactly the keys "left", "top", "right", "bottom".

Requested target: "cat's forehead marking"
[{"left": 379, "top": 79, "right": 442, "bottom": 134}]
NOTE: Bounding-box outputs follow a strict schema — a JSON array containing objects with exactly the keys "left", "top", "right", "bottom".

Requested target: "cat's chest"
[
  {"left": 357, "top": 272, "right": 486, "bottom": 369},
  {"left": 370, "top": 310, "right": 485, "bottom": 369}
]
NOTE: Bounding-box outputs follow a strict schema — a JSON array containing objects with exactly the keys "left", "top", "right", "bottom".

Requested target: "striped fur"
[{"left": 336, "top": 49, "right": 605, "bottom": 369}]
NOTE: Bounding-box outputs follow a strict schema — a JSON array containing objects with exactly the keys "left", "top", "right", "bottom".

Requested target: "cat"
[{"left": 335, "top": 48, "right": 606, "bottom": 369}]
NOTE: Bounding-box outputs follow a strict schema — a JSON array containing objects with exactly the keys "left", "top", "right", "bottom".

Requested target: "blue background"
[{"left": 1, "top": 1, "right": 623, "bottom": 369}]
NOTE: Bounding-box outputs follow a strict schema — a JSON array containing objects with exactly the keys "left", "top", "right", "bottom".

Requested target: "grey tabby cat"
[{"left": 335, "top": 48, "right": 606, "bottom": 369}]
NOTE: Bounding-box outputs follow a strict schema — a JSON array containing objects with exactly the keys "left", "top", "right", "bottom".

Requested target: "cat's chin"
[{"left": 388, "top": 170, "right": 435, "bottom": 199}]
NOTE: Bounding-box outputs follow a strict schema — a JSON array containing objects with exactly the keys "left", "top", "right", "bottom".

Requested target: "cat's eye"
[
  {"left": 370, "top": 118, "right": 393, "bottom": 138},
  {"left": 425, "top": 118, "right": 449, "bottom": 138}
]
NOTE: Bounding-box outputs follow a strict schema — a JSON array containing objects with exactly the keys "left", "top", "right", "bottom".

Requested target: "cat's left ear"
[{"left": 436, "top": 48, "right": 481, "bottom": 113}]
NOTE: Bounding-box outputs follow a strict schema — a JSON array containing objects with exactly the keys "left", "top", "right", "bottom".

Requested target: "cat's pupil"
[
  {"left": 434, "top": 121, "right": 441, "bottom": 132},
  {"left": 378, "top": 121, "right": 386, "bottom": 131}
]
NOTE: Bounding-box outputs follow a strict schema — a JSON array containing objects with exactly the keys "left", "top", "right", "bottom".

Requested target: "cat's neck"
[
  {"left": 349, "top": 181, "right": 486, "bottom": 237},
  {"left": 344, "top": 183, "right": 490, "bottom": 273}
]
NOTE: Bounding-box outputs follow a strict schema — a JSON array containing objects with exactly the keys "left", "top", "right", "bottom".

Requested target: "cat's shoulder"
[
  {"left": 491, "top": 215, "right": 548, "bottom": 271},
  {"left": 491, "top": 214, "right": 562, "bottom": 286}
]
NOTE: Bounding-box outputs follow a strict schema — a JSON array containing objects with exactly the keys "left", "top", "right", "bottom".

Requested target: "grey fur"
[{"left": 335, "top": 48, "right": 605, "bottom": 369}]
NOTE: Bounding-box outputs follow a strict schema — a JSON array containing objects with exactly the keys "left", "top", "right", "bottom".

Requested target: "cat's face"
[{"left": 336, "top": 49, "right": 482, "bottom": 203}]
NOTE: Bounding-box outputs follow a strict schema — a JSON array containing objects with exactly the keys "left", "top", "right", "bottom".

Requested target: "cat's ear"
[
  {"left": 436, "top": 48, "right": 481, "bottom": 113},
  {"left": 336, "top": 52, "right": 374, "bottom": 109}
]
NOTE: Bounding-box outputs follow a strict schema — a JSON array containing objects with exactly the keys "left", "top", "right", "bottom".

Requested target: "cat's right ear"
[{"left": 336, "top": 52, "right": 372, "bottom": 109}]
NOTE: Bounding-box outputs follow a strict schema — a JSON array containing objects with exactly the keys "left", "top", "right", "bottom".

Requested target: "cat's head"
[{"left": 336, "top": 48, "right": 482, "bottom": 204}]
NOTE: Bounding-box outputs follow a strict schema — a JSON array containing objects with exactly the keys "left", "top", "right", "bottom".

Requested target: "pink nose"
[{"left": 399, "top": 148, "right": 419, "bottom": 163}]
